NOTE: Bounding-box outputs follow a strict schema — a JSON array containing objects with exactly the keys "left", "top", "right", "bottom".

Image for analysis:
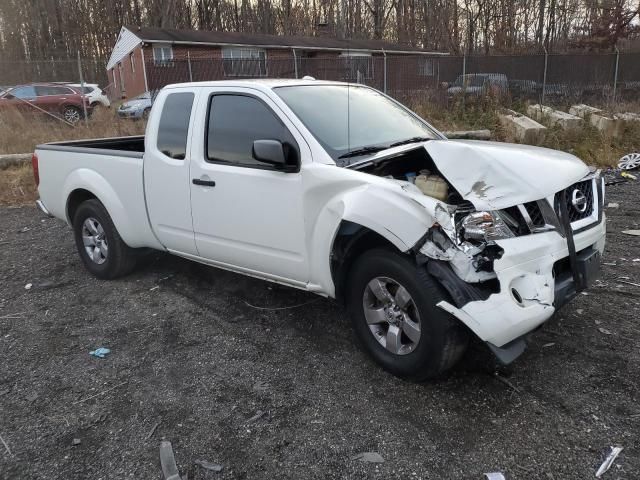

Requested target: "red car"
[{"left": 0, "top": 83, "right": 92, "bottom": 124}]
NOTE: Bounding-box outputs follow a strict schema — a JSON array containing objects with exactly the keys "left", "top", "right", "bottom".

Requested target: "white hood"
[{"left": 423, "top": 140, "right": 590, "bottom": 210}]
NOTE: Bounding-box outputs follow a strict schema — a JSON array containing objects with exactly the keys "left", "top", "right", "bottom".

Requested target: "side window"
[
  {"left": 12, "top": 86, "right": 36, "bottom": 98},
  {"left": 206, "top": 95, "right": 298, "bottom": 168},
  {"left": 157, "top": 92, "right": 194, "bottom": 160}
]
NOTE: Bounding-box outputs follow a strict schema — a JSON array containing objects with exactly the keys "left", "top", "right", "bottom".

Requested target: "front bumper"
[{"left": 437, "top": 216, "right": 606, "bottom": 348}]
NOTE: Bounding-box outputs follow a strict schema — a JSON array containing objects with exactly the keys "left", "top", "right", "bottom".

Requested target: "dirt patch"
[{"left": 0, "top": 181, "right": 639, "bottom": 479}]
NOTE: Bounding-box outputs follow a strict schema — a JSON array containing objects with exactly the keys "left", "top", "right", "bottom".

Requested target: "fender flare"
[
  {"left": 62, "top": 169, "right": 144, "bottom": 247},
  {"left": 307, "top": 184, "right": 437, "bottom": 297}
]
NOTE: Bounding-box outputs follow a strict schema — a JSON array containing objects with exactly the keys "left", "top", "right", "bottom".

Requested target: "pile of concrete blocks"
[
  {"left": 569, "top": 104, "right": 639, "bottom": 137},
  {"left": 498, "top": 109, "right": 547, "bottom": 143},
  {"left": 527, "top": 104, "right": 583, "bottom": 130}
]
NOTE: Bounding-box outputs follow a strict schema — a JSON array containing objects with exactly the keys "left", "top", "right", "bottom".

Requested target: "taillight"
[{"left": 32, "top": 153, "right": 39, "bottom": 186}]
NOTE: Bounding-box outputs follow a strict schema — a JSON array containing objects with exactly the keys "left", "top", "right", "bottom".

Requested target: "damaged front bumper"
[{"left": 433, "top": 216, "right": 606, "bottom": 360}]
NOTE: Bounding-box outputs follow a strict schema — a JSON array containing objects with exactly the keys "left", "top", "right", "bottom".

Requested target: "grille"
[
  {"left": 523, "top": 201, "right": 545, "bottom": 227},
  {"left": 554, "top": 179, "right": 594, "bottom": 223}
]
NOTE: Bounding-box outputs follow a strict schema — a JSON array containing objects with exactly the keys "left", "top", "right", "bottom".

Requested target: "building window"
[
  {"left": 222, "top": 47, "right": 267, "bottom": 77},
  {"left": 419, "top": 58, "right": 434, "bottom": 76},
  {"left": 341, "top": 53, "right": 374, "bottom": 81},
  {"left": 153, "top": 45, "right": 174, "bottom": 66},
  {"left": 130, "top": 52, "right": 136, "bottom": 73}
]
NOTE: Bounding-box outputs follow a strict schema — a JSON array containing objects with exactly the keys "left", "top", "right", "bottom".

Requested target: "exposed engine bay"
[{"left": 352, "top": 147, "right": 508, "bottom": 291}]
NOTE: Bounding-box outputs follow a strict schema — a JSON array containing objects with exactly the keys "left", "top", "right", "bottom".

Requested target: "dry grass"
[
  {"left": 0, "top": 107, "right": 145, "bottom": 155},
  {"left": 1, "top": 99, "right": 638, "bottom": 206},
  {"left": 412, "top": 97, "right": 640, "bottom": 168},
  {"left": 0, "top": 163, "right": 38, "bottom": 205}
]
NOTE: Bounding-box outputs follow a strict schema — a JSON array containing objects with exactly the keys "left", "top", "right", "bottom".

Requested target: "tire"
[
  {"left": 62, "top": 105, "right": 82, "bottom": 124},
  {"left": 72, "top": 199, "right": 138, "bottom": 279},
  {"left": 347, "top": 248, "right": 469, "bottom": 381}
]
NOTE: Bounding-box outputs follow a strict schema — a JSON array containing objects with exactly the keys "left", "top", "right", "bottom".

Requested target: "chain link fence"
[
  {"left": 0, "top": 51, "right": 639, "bottom": 111},
  {"left": 141, "top": 51, "right": 640, "bottom": 109}
]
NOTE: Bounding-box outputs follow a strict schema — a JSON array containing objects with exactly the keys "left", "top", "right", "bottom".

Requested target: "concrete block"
[
  {"left": 527, "top": 104, "right": 583, "bottom": 130},
  {"left": 498, "top": 109, "right": 547, "bottom": 143},
  {"left": 590, "top": 113, "right": 624, "bottom": 137},
  {"left": 569, "top": 104, "right": 602, "bottom": 118},
  {"left": 615, "top": 112, "right": 640, "bottom": 123}
]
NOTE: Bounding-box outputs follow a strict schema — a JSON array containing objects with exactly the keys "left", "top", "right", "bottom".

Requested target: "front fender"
[{"left": 308, "top": 183, "right": 438, "bottom": 297}]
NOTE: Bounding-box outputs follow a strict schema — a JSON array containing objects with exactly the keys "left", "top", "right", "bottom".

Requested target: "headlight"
[
  {"left": 460, "top": 211, "right": 515, "bottom": 243},
  {"left": 119, "top": 104, "right": 131, "bottom": 110}
]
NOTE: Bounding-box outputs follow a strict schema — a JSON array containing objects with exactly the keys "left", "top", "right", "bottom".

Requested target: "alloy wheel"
[
  {"left": 82, "top": 217, "right": 108, "bottom": 264},
  {"left": 362, "top": 276, "right": 421, "bottom": 355}
]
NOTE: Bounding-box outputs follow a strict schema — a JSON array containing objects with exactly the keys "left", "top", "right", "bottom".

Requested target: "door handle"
[{"left": 192, "top": 178, "right": 216, "bottom": 187}]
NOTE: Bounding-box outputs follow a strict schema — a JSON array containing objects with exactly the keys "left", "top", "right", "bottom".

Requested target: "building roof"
[{"left": 107, "top": 25, "right": 446, "bottom": 70}]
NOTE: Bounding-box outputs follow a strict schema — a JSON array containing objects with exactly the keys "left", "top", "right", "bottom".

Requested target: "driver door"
[{"left": 189, "top": 89, "right": 310, "bottom": 285}]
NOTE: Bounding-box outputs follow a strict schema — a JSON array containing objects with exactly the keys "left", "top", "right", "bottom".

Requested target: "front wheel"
[
  {"left": 72, "top": 199, "right": 138, "bottom": 279},
  {"left": 62, "top": 106, "right": 82, "bottom": 124},
  {"left": 347, "top": 249, "right": 469, "bottom": 381}
]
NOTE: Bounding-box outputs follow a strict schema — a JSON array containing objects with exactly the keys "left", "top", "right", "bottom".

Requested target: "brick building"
[{"left": 106, "top": 26, "right": 446, "bottom": 99}]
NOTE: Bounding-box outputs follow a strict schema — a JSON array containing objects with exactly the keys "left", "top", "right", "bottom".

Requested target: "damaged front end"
[{"left": 414, "top": 174, "right": 605, "bottom": 365}]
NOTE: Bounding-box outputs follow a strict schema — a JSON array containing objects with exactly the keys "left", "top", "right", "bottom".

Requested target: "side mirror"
[{"left": 252, "top": 139, "right": 289, "bottom": 169}]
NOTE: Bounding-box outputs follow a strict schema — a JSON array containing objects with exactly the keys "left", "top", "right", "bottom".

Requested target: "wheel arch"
[{"left": 330, "top": 220, "right": 404, "bottom": 304}]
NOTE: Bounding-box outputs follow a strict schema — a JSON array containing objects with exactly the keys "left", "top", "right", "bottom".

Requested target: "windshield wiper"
[
  {"left": 337, "top": 145, "right": 389, "bottom": 159},
  {"left": 388, "top": 136, "right": 432, "bottom": 148}
]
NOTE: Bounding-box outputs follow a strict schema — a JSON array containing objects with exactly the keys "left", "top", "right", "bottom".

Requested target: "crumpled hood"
[{"left": 424, "top": 139, "right": 590, "bottom": 210}]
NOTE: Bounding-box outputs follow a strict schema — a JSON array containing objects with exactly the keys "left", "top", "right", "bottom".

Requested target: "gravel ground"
[{"left": 1, "top": 180, "right": 639, "bottom": 480}]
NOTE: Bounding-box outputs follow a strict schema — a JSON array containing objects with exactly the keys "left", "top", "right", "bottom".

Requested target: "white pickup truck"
[{"left": 33, "top": 79, "right": 605, "bottom": 380}]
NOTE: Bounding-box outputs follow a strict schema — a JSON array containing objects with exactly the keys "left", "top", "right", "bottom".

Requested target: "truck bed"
[
  {"left": 34, "top": 134, "right": 161, "bottom": 250},
  {"left": 36, "top": 135, "right": 145, "bottom": 157}
]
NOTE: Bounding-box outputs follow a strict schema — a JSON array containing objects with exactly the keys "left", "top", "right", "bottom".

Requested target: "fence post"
[
  {"left": 612, "top": 46, "right": 620, "bottom": 103},
  {"left": 187, "top": 51, "right": 193, "bottom": 82},
  {"left": 382, "top": 49, "right": 387, "bottom": 93},
  {"left": 77, "top": 51, "right": 88, "bottom": 127},
  {"left": 292, "top": 48, "right": 298, "bottom": 78},
  {"left": 542, "top": 46, "right": 548, "bottom": 106}
]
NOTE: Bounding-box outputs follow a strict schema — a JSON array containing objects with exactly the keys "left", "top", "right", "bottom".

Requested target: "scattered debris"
[
  {"left": 484, "top": 473, "right": 506, "bottom": 480},
  {"left": 620, "top": 171, "right": 637, "bottom": 180},
  {"left": 618, "top": 153, "right": 640, "bottom": 171},
  {"left": 595, "top": 446, "right": 623, "bottom": 478},
  {"left": 598, "top": 328, "right": 613, "bottom": 335},
  {"left": 576, "top": 309, "right": 584, "bottom": 315},
  {"left": 18, "top": 226, "right": 30, "bottom": 233},
  {"left": 71, "top": 380, "right": 128, "bottom": 405},
  {"left": 351, "top": 452, "right": 385, "bottom": 463},
  {"left": 24, "top": 283, "right": 32, "bottom": 290},
  {"left": 0, "top": 433, "right": 12, "bottom": 457},
  {"left": 243, "top": 298, "right": 321, "bottom": 311},
  {"left": 542, "top": 342, "right": 556, "bottom": 348},
  {"left": 618, "top": 279, "right": 640, "bottom": 287},
  {"left": 195, "top": 460, "right": 224, "bottom": 472},
  {"left": 606, "top": 203, "right": 619, "bottom": 208},
  {"left": 159, "top": 441, "right": 182, "bottom": 480},
  {"left": 89, "top": 347, "right": 111, "bottom": 358},
  {"left": 245, "top": 410, "right": 266, "bottom": 424},
  {"left": 493, "top": 372, "right": 521, "bottom": 394},
  {"left": 26, "top": 392, "right": 38, "bottom": 402},
  {"left": 145, "top": 420, "right": 161, "bottom": 441},
  {"left": 72, "top": 438, "right": 81, "bottom": 446},
  {"left": 253, "top": 381, "right": 269, "bottom": 391},
  {"left": 622, "top": 229, "right": 640, "bottom": 236},
  {"left": 150, "top": 286, "right": 160, "bottom": 291},
  {"left": 0, "top": 312, "right": 25, "bottom": 320}
]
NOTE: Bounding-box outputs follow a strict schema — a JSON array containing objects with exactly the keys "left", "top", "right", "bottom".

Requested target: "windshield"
[{"left": 274, "top": 85, "right": 438, "bottom": 164}]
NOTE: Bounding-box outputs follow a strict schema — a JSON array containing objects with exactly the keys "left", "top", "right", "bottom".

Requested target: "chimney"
[{"left": 316, "top": 20, "right": 333, "bottom": 38}]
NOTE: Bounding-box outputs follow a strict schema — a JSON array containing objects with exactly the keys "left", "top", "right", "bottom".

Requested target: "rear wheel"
[
  {"left": 347, "top": 249, "right": 469, "bottom": 381},
  {"left": 72, "top": 199, "right": 138, "bottom": 279}
]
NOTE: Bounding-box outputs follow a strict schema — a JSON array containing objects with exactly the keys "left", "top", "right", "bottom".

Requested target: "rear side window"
[
  {"left": 157, "top": 92, "right": 194, "bottom": 160},
  {"left": 206, "top": 94, "right": 298, "bottom": 168},
  {"left": 36, "top": 86, "right": 74, "bottom": 96},
  {"left": 11, "top": 86, "right": 36, "bottom": 98}
]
